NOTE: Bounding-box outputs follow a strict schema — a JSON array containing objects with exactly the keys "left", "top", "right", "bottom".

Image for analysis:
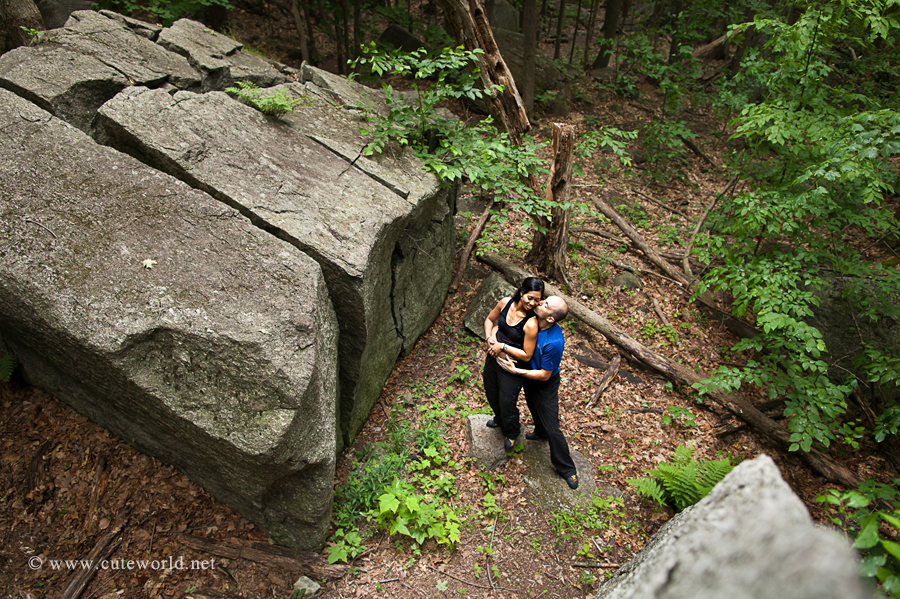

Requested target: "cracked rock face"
[
  {"left": 0, "top": 11, "right": 456, "bottom": 547},
  {"left": 593, "top": 455, "right": 868, "bottom": 599},
  {"left": 0, "top": 88, "right": 338, "bottom": 549}
]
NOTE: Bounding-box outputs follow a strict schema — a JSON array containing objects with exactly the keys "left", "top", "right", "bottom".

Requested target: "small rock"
[{"left": 293, "top": 575, "right": 321, "bottom": 597}]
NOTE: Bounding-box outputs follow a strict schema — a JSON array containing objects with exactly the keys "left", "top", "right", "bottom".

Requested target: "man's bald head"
[{"left": 546, "top": 296, "right": 568, "bottom": 322}]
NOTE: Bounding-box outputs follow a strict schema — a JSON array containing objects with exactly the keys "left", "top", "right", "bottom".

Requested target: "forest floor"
[{"left": 2, "top": 5, "right": 898, "bottom": 599}]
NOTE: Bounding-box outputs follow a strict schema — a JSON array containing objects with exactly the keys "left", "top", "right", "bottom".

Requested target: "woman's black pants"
[{"left": 482, "top": 354, "right": 523, "bottom": 439}]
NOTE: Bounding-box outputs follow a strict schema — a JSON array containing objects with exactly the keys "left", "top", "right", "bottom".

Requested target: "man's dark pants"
[{"left": 524, "top": 374, "right": 576, "bottom": 477}]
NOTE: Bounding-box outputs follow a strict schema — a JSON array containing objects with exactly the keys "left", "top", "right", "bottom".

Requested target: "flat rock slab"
[
  {"left": 0, "top": 11, "right": 294, "bottom": 141},
  {"left": 521, "top": 440, "right": 620, "bottom": 512},
  {"left": 0, "top": 88, "right": 338, "bottom": 550},
  {"left": 464, "top": 273, "right": 516, "bottom": 340},
  {"left": 466, "top": 414, "right": 519, "bottom": 470},
  {"left": 158, "top": 18, "right": 292, "bottom": 91},
  {"left": 593, "top": 454, "right": 868, "bottom": 599},
  {"left": 0, "top": 10, "right": 198, "bottom": 138},
  {"left": 98, "top": 79, "right": 455, "bottom": 443}
]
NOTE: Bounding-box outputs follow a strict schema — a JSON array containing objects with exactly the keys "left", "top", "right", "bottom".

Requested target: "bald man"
[{"left": 498, "top": 296, "right": 578, "bottom": 490}]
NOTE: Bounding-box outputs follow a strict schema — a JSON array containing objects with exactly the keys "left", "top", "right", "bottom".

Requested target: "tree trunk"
[
  {"left": 553, "top": 0, "right": 565, "bottom": 59},
  {"left": 353, "top": 0, "right": 361, "bottom": 58},
  {"left": 477, "top": 251, "right": 864, "bottom": 489},
  {"left": 526, "top": 123, "right": 575, "bottom": 282},
  {"left": 522, "top": 0, "right": 538, "bottom": 113},
  {"left": 568, "top": 0, "right": 582, "bottom": 63},
  {"left": 0, "top": 0, "right": 43, "bottom": 50},
  {"left": 582, "top": 0, "right": 600, "bottom": 70},
  {"left": 591, "top": 0, "right": 622, "bottom": 68},
  {"left": 437, "top": 0, "right": 531, "bottom": 142},
  {"left": 289, "top": 0, "right": 310, "bottom": 63},
  {"left": 301, "top": 0, "right": 318, "bottom": 63}
]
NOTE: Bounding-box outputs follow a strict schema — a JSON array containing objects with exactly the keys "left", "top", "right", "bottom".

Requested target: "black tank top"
[{"left": 496, "top": 298, "right": 533, "bottom": 350}]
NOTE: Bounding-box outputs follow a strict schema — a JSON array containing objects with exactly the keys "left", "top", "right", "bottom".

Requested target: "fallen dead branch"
[
  {"left": 631, "top": 188, "right": 689, "bottom": 219},
  {"left": 477, "top": 250, "right": 863, "bottom": 488},
  {"left": 585, "top": 354, "right": 620, "bottom": 409},
  {"left": 450, "top": 198, "right": 494, "bottom": 292},
  {"left": 63, "top": 515, "right": 127, "bottom": 599},
  {"left": 176, "top": 534, "right": 345, "bottom": 580},
  {"left": 590, "top": 196, "right": 759, "bottom": 340},
  {"left": 571, "top": 226, "right": 704, "bottom": 269},
  {"left": 651, "top": 298, "right": 670, "bottom": 326},
  {"left": 582, "top": 245, "right": 684, "bottom": 286},
  {"left": 572, "top": 354, "right": 644, "bottom": 386}
]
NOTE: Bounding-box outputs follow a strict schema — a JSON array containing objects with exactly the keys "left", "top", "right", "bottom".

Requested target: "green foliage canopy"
[{"left": 696, "top": 0, "right": 900, "bottom": 452}]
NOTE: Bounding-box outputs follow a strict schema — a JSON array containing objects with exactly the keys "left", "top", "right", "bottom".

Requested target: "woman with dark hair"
[{"left": 482, "top": 277, "right": 544, "bottom": 450}]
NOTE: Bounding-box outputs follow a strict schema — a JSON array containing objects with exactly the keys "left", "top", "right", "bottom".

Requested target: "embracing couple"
[{"left": 482, "top": 277, "right": 579, "bottom": 490}]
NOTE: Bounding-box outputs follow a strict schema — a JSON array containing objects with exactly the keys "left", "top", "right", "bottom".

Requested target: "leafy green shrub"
[
  {"left": 325, "top": 528, "right": 365, "bottom": 564},
  {"left": 333, "top": 449, "right": 404, "bottom": 529},
  {"left": 660, "top": 405, "right": 696, "bottom": 428},
  {"left": 694, "top": 0, "right": 900, "bottom": 456},
  {"left": 628, "top": 444, "right": 733, "bottom": 511},
  {"left": 817, "top": 479, "right": 900, "bottom": 594},
  {"left": 374, "top": 478, "right": 461, "bottom": 549},
  {"left": 350, "top": 45, "right": 549, "bottom": 220},
  {"left": 224, "top": 81, "right": 307, "bottom": 118}
]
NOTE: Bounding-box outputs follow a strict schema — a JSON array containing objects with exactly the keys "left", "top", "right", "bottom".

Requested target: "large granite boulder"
[
  {"left": 593, "top": 454, "right": 868, "bottom": 599},
  {"left": 96, "top": 76, "right": 455, "bottom": 444},
  {"left": 0, "top": 88, "right": 338, "bottom": 549},
  {"left": 0, "top": 11, "right": 457, "bottom": 547}
]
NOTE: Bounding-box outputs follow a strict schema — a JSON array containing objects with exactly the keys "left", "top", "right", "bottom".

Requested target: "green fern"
[
  {"left": 628, "top": 476, "right": 667, "bottom": 507},
  {"left": 627, "top": 444, "right": 733, "bottom": 511},
  {"left": 223, "top": 81, "right": 307, "bottom": 117},
  {"left": 0, "top": 353, "right": 17, "bottom": 382}
]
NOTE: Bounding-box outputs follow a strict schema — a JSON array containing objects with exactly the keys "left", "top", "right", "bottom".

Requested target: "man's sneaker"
[
  {"left": 525, "top": 431, "right": 546, "bottom": 441},
  {"left": 486, "top": 419, "right": 499, "bottom": 428},
  {"left": 565, "top": 474, "right": 579, "bottom": 490},
  {"left": 504, "top": 437, "right": 516, "bottom": 451}
]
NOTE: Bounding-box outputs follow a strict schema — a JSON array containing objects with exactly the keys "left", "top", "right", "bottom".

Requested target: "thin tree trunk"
[
  {"left": 522, "top": 0, "right": 538, "bottom": 113},
  {"left": 582, "top": 0, "right": 600, "bottom": 70},
  {"left": 289, "top": 0, "right": 310, "bottom": 63},
  {"left": 540, "top": 0, "right": 549, "bottom": 36},
  {"left": 302, "top": 0, "right": 318, "bottom": 63},
  {"left": 592, "top": 0, "right": 622, "bottom": 68},
  {"left": 478, "top": 251, "right": 864, "bottom": 489},
  {"left": 553, "top": 0, "right": 565, "bottom": 59},
  {"left": 568, "top": 0, "right": 582, "bottom": 63},
  {"left": 526, "top": 123, "right": 576, "bottom": 282},
  {"left": 353, "top": 0, "right": 361, "bottom": 58},
  {"left": 0, "top": 0, "right": 43, "bottom": 50}
]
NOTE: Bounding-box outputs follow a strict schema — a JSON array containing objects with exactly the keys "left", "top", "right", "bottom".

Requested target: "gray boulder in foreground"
[
  {"left": 594, "top": 454, "right": 868, "bottom": 599},
  {"left": 97, "top": 76, "right": 455, "bottom": 444},
  {"left": 0, "top": 88, "right": 339, "bottom": 550}
]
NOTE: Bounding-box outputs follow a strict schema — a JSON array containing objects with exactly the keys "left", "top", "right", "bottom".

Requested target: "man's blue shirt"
[{"left": 529, "top": 323, "right": 564, "bottom": 377}]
